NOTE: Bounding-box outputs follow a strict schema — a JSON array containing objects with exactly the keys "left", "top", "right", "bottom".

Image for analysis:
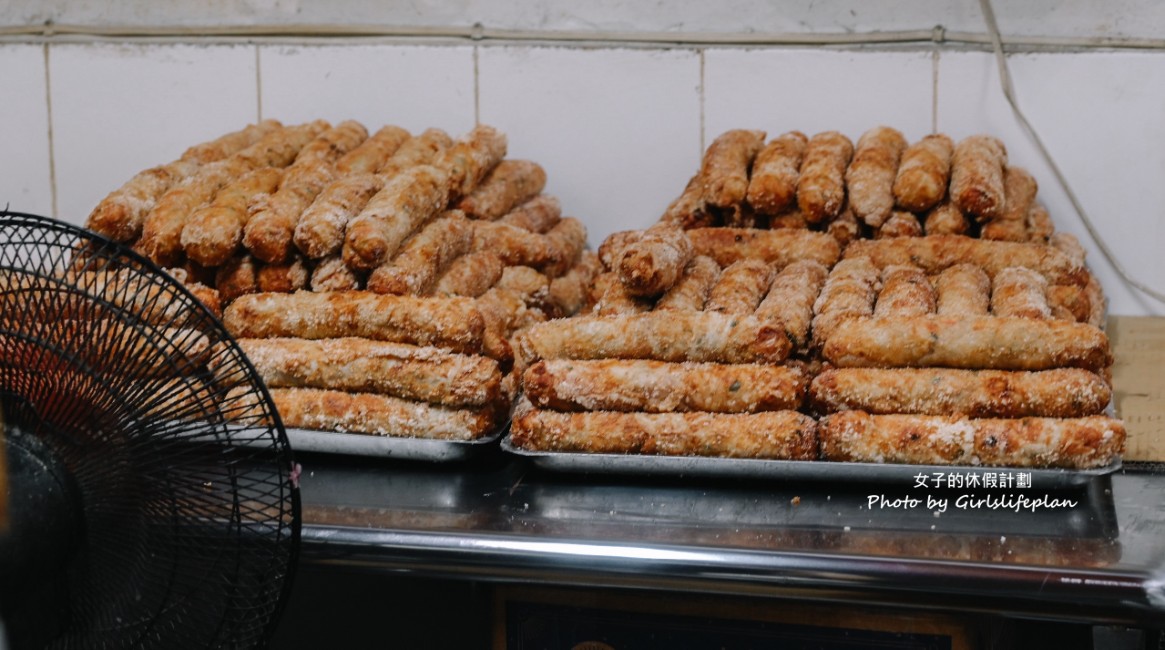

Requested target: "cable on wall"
[{"left": 979, "top": 0, "right": 1165, "bottom": 303}]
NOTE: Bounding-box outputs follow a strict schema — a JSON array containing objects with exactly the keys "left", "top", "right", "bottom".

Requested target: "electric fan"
[{"left": 0, "top": 211, "right": 299, "bottom": 649}]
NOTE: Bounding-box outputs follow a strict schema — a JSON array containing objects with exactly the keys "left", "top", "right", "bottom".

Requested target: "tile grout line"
[
  {"left": 931, "top": 48, "right": 940, "bottom": 134},
  {"left": 698, "top": 48, "right": 706, "bottom": 158},
  {"left": 255, "top": 44, "right": 263, "bottom": 120},
  {"left": 473, "top": 44, "right": 481, "bottom": 125},
  {"left": 43, "top": 43, "right": 58, "bottom": 220}
]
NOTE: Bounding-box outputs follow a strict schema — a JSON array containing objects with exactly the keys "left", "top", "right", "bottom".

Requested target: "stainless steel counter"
[{"left": 297, "top": 450, "right": 1165, "bottom": 625}]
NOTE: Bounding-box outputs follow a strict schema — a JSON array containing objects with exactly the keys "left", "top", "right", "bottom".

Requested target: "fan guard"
[{"left": 0, "top": 211, "right": 299, "bottom": 649}]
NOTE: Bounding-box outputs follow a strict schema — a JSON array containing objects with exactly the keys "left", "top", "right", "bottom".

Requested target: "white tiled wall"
[{"left": 0, "top": 40, "right": 1162, "bottom": 315}]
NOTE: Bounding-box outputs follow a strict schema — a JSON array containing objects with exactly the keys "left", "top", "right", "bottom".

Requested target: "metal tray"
[
  {"left": 287, "top": 427, "right": 502, "bottom": 461},
  {"left": 500, "top": 435, "right": 1121, "bottom": 489}
]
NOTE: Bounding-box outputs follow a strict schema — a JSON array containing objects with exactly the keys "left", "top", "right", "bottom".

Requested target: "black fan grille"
[{"left": 0, "top": 211, "right": 299, "bottom": 649}]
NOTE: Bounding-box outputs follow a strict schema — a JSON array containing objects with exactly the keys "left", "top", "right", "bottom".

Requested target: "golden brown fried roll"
[
  {"left": 1026, "top": 204, "right": 1054, "bottom": 242},
  {"left": 511, "top": 398, "right": 817, "bottom": 459},
  {"left": 613, "top": 224, "right": 691, "bottom": 297},
  {"left": 540, "top": 217, "right": 588, "bottom": 278},
  {"left": 293, "top": 174, "right": 384, "bottom": 259},
  {"left": 598, "top": 230, "right": 642, "bottom": 270},
  {"left": 376, "top": 128, "right": 453, "bottom": 177},
  {"left": 457, "top": 159, "right": 547, "bottom": 220},
  {"left": 981, "top": 168, "right": 1036, "bottom": 243},
  {"left": 827, "top": 205, "right": 862, "bottom": 249},
  {"left": 1047, "top": 284, "right": 1090, "bottom": 324},
  {"left": 951, "top": 134, "right": 1008, "bottom": 221},
  {"left": 139, "top": 158, "right": 249, "bottom": 266},
  {"left": 874, "top": 265, "right": 936, "bottom": 318},
  {"left": 755, "top": 260, "right": 828, "bottom": 351},
  {"left": 591, "top": 272, "right": 653, "bottom": 316},
  {"left": 86, "top": 160, "right": 200, "bottom": 243},
  {"left": 700, "top": 129, "right": 766, "bottom": 208},
  {"left": 935, "top": 263, "right": 991, "bottom": 316},
  {"left": 215, "top": 254, "right": 259, "bottom": 304},
  {"left": 181, "top": 166, "right": 284, "bottom": 267},
  {"left": 524, "top": 359, "right": 807, "bottom": 413},
  {"left": 769, "top": 210, "right": 809, "bottom": 230},
  {"left": 231, "top": 120, "right": 331, "bottom": 169},
  {"left": 255, "top": 255, "right": 309, "bottom": 294},
  {"left": 342, "top": 164, "right": 450, "bottom": 271},
  {"left": 705, "top": 260, "right": 774, "bottom": 315},
  {"left": 844, "top": 235, "right": 1087, "bottom": 286},
  {"left": 228, "top": 337, "right": 501, "bottom": 407},
  {"left": 876, "top": 211, "right": 923, "bottom": 239},
  {"left": 253, "top": 387, "right": 498, "bottom": 440},
  {"left": 991, "top": 266, "right": 1051, "bottom": 319},
  {"left": 655, "top": 255, "right": 721, "bottom": 312},
  {"left": 185, "top": 282, "right": 222, "bottom": 319},
  {"left": 435, "top": 124, "right": 508, "bottom": 200},
  {"left": 499, "top": 194, "right": 563, "bottom": 233},
  {"left": 811, "top": 257, "right": 882, "bottom": 347},
  {"left": 846, "top": 126, "right": 908, "bottom": 227},
  {"left": 797, "top": 131, "right": 854, "bottom": 223},
  {"left": 223, "top": 290, "right": 485, "bottom": 354},
  {"left": 823, "top": 315, "right": 1111, "bottom": 372},
  {"left": 659, "top": 174, "right": 716, "bottom": 230},
  {"left": 819, "top": 411, "right": 1124, "bottom": 469},
  {"left": 746, "top": 131, "right": 808, "bottom": 215},
  {"left": 892, "top": 133, "right": 953, "bottom": 212},
  {"left": 548, "top": 250, "right": 602, "bottom": 317},
  {"left": 243, "top": 160, "right": 337, "bottom": 264},
  {"left": 434, "top": 251, "right": 505, "bottom": 298},
  {"left": 922, "top": 200, "right": 970, "bottom": 236},
  {"left": 366, "top": 212, "right": 473, "bottom": 295},
  {"left": 515, "top": 311, "right": 791, "bottom": 365},
  {"left": 180, "top": 119, "right": 283, "bottom": 164},
  {"left": 1049, "top": 232, "right": 1086, "bottom": 266},
  {"left": 688, "top": 227, "right": 841, "bottom": 270},
  {"left": 335, "top": 125, "right": 410, "bottom": 175},
  {"left": 810, "top": 367, "right": 1111, "bottom": 418},
  {"left": 980, "top": 218, "right": 1029, "bottom": 242},
  {"left": 309, "top": 254, "right": 362, "bottom": 292},
  {"left": 470, "top": 220, "right": 556, "bottom": 267},
  {"left": 476, "top": 268, "right": 552, "bottom": 361}
]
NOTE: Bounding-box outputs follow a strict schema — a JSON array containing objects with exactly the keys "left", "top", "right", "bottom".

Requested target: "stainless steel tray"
[
  {"left": 500, "top": 435, "right": 1121, "bottom": 489},
  {"left": 287, "top": 427, "right": 502, "bottom": 461}
]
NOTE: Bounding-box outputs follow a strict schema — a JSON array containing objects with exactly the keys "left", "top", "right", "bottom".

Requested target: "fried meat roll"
[
  {"left": 1047, "top": 284, "right": 1090, "bottom": 324},
  {"left": 139, "top": 158, "right": 248, "bottom": 266},
  {"left": 435, "top": 251, "right": 505, "bottom": 298},
  {"left": 515, "top": 311, "right": 791, "bottom": 365},
  {"left": 309, "top": 254, "right": 362, "bottom": 292},
  {"left": 86, "top": 160, "right": 200, "bottom": 243},
  {"left": 499, "top": 194, "right": 563, "bottom": 233},
  {"left": 823, "top": 315, "right": 1111, "bottom": 372},
  {"left": 688, "top": 227, "right": 841, "bottom": 269},
  {"left": 991, "top": 266, "right": 1051, "bottom": 319},
  {"left": 457, "top": 159, "right": 547, "bottom": 220},
  {"left": 700, "top": 129, "right": 766, "bottom": 208},
  {"left": 810, "top": 367, "right": 1110, "bottom": 418},
  {"left": 827, "top": 205, "right": 862, "bottom": 249},
  {"left": 342, "top": 164, "right": 450, "bottom": 271},
  {"left": 819, "top": 411, "right": 1124, "bottom": 469},
  {"left": 231, "top": 120, "right": 331, "bottom": 169},
  {"left": 875, "top": 210, "right": 923, "bottom": 239},
  {"left": 548, "top": 250, "right": 602, "bottom": 317},
  {"left": 229, "top": 337, "right": 501, "bottom": 407},
  {"left": 980, "top": 218, "right": 1029, "bottom": 242},
  {"left": 256, "top": 255, "right": 309, "bottom": 294},
  {"left": 745, "top": 131, "right": 808, "bottom": 215},
  {"left": 659, "top": 174, "right": 715, "bottom": 230},
  {"left": 846, "top": 126, "right": 908, "bottom": 227},
  {"left": 873, "top": 265, "right": 936, "bottom": 318},
  {"left": 1026, "top": 204, "right": 1054, "bottom": 242},
  {"left": 470, "top": 220, "right": 556, "bottom": 267},
  {"left": 182, "top": 167, "right": 284, "bottom": 267},
  {"left": 844, "top": 235, "right": 1087, "bottom": 286},
  {"left": 214, "top": 254, "right": 260, "bottom": 304},
  {"left": 935, "top": 263, "right": 991, "bottom": 316},
  {"left": 293, "top": 174, "right": 384, "bottom": 258},
  {"left": 1049, "top": 232, "right": 1086, "bottom": 266},
  {"left": 511, "top": 398, "right": 818, "bottom": 459},
  {"left": 254, "top": 387, "right": 498, "bottom": 440},
  {"left": 223, "top": 290, "right": 485, "bottom": 354},
  {"left": 377, "top": 128, "right": 453, "bottom": 177},
  {"left": 655, "top": 255, "right": 721, "bottom": 312},
  {"left": 810, "top": 257, "right": 881, "bottom": 347},
  {"left": 614, "top": 224, "right": 691, "bottom": 297},
  {"left": 769, "top": 210, "right": 809, "bottom": 230},
  {"left": 796, "top": 131, "right": 854, "bottom": 223},
  {"left": 524, "top": 359, "right": 807, "bottom": 413},
  {"left": 366, "top": 213, "right": 473, "bottom": 295},
  {"left": 755, "top": 260, "right": 828, "bottom": 351},
  {"left": 980, "top": 167, "right": 1037, "bottom": 242},
  {"left": 540, "top": 217, "right": 588, "bottom": 278},
  {"left": 892, "top": 133, "right": 953, "bottom": 212},
  {"left": 335, "top": 125, "right": 410, "bottom": 175},
  {"left": 598, "top": 230, "right": 641, "bottom": 270},
  {"left": 180, "top": 119, "right": 283, "bottom": 164},
  {"left": 435, "top": 124, "right": 508, "bottom": 200},
  {"left": 243, "top": 160, "right": 337, "bottom": 263},
  {"left": 476, "top": 269, "right": 551, "bottom": 361},
  {"left": 705, "top": 260, "right": 774, "bottom": 315},
  {"left": 950, "top": 135, "right": 1008, "bottom": 220},
  {"left": 591, "top": 272, "right": 653, "bottom": 316},
  {"left": 922, "top": 200, "right": 970, "bottom": 236}
]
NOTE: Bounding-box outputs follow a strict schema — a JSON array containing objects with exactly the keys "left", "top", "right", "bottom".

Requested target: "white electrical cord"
[{"left": 979, "top": 0, "right": 1165, "bottom": 303}]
